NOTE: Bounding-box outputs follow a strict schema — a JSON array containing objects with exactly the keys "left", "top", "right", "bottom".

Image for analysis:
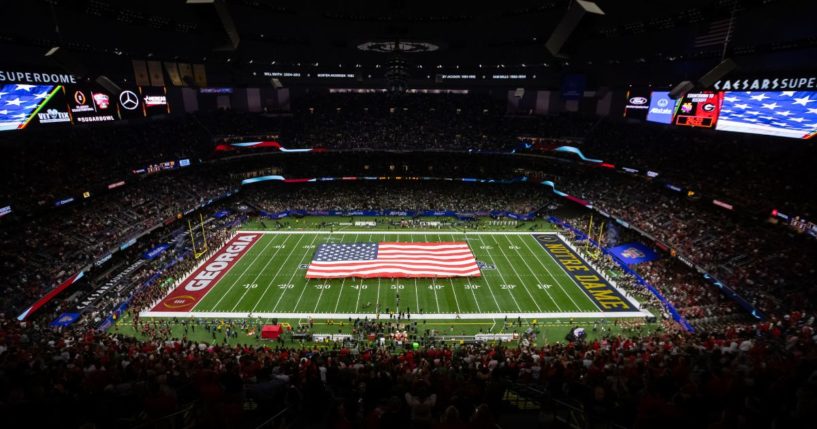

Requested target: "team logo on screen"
[
  {"left": 92, "top": 93, "right": 110, "bottom": 109},
  {"left": 119, "top": 90, "right": 139, "bottom": 110},
  {"left": 702, "top": 103, "right": 716, "bottom": 112}
]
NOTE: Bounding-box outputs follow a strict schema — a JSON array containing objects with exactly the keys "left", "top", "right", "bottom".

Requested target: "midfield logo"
[{"left": 476, "top": 261, "right": 496, "bottom": 270}]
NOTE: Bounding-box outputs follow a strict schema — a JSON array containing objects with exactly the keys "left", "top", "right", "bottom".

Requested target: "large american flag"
[
  {"left": 305, "top": 242, "right": 481, "bottom": 278},
  {"left": 716, "top": 91, "right": 817, "bottom": 139},
  {"left": 0, "top": 84, "right": 57, "bottom": 131}
]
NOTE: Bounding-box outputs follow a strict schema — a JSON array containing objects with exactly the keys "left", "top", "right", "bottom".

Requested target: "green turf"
[{"left": 190, "top": 232, "right": 602, "bottom": 315}]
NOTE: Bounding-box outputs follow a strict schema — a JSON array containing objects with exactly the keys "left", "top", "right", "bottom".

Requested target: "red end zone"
[{"left": 152, "top": 233, "right": 261, "bottom": 312}]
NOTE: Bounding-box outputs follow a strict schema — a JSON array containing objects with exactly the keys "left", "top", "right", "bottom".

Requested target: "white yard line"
[
  {"left": 248, "top": 234, "right": 310, "bottom": 313},
  {"left": 424, "top": 233, "right": 442, "bottom": 313},
  {"left": 488, "top": 235, "right": 544, "bottom": 313},
  {"left": 332, "top": 279, "right": 348, "bottom": 313},
  {"left": 476, "top": 236, "right": 523, "bottom": 312},
  {"left": 230, "top": 235, "right": 297, "bottom": 312},
  {"left": 270, "top": 234, "right": 322, "bottom": 312},
  {"left": 472, "top": 235, "right": 503, "bottom": 313},
  {"left": 208, "top": 234, "right": 280, "bottom": 311},
  {"left": 330, "top": 233, "right": 359, "bottom": 313},
  {"left": 438, "top": 233, "right": 462, "bottom": 314}
]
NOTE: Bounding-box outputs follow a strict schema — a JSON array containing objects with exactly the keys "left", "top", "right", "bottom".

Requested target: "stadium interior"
[{"left": 1, "top": 1, "right": 816, "bottom": 428}]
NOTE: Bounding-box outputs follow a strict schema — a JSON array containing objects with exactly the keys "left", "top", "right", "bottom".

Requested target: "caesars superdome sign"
[
  {"left": 0, "top": 70, "right": 78, "bottom": 84},
  {"left": 713, "top": 76, "right": 817, "bottom": 91}
]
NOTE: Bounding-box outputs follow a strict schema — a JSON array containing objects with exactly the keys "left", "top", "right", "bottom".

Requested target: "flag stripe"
[{"left": 306, "top": 241, "right": 481, "bottom": 278}]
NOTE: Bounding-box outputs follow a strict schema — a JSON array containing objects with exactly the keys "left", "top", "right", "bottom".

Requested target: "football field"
[{"left": 143, "top": 230, "right": 648, "bottom": 319}]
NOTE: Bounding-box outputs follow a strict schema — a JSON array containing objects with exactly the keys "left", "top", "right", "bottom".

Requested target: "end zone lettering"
[
  {"left": 152, "top": 233, "right": 261, "bottom": 312},
  {"left": 533, "top": 235, "right": 633, "bottom": 311}
]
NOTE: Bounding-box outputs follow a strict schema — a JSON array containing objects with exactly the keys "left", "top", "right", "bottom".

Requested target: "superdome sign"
[{"left": 0, "top": 70, "right": 78, "bottom": 84}]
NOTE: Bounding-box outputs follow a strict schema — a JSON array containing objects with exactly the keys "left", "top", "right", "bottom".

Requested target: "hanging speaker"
[
  {"left": 546, "top": 0, "right": 605, "bottom": 57},
  {"left": 95, "top": 75, "right": 123, "bottom": 95}
]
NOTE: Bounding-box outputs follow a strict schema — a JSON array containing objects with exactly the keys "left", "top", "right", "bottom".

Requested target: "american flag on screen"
[
  {"left": 716, "top": 91, "right": 817, "bottom": 139},
  {"left": 305, "top": 242, "right": 481, "bottom": 278},
  {"left": 0, "top": 84, "right": 57, "bottom": 131}
]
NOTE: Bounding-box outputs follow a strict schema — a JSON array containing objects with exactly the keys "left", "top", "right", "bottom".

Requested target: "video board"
[
  {"left": 673, "top": 91, "right": 723, "bottom": 128},
  {"left": 67, "top": 86, "right": 117, "bottom": 124},
  {"left": 141, "top": 86, "right": 170, "bottom": 116},
  {"left": 0, "top": 84, "right": 69, "bottom": 131},
  {"left": 716, "top": 91, "right": 817, "bottom": 139}
]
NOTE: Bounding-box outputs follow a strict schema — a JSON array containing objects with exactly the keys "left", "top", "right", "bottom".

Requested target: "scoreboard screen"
[{"left": 673, "top": 91, "right": 723, "bottom": 128}]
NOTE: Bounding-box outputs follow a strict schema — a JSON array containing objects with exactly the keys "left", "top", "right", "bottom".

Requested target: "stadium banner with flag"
[
  {"left": 50, "top": 312, "right": 81, "bottom": 327},
  {"left": 608, "top": 242, "right": 660, "bottom": 265},
  {"left": 306, "top": 242, "right": 480, "bottom": 278}
]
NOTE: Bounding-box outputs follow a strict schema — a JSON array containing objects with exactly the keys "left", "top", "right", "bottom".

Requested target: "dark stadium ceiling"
[{"left": 1, "top": 0, "right": 815, "bottom": 87}]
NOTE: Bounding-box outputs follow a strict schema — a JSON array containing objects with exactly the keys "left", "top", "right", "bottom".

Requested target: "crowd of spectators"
[
  {"left": 558, "top": 215, "right": 744, "bottom": 331},
  {"left": 0, "top": 170, "right": 235, "bottom": 316},
  {"left": 244, "top": 182, "right": 554, "bottom": 215},
  {"left": 557, "top": 172, "right": 817, "bottom": 316},
  {"left": 1, "top": 300, "right": 815, "bottom": 428}
]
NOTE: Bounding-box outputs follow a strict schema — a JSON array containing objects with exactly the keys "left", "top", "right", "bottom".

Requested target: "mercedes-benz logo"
[{"left": 119, "top": 90, "right": 139, "bottom": 110}]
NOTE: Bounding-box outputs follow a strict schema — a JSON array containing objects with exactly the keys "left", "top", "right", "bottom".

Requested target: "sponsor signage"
[
  {"left": 0, "top": 205, "right": 10, "bottom": 217},
  {"left": 646, "top": 91, "right": 679, "bottom": 124},
  {"left": 713, "top": 76, "right": 817, "bottom": 91},
  {"left": 119, "top": 238, "right": 137, "bottom": 251},
  {"left": 37, "top": 108, "right": 70, "bottom": 124},
  {"left": 179, "top": 158, "right": 191, "bottom": 167},
  {"left": 94, "top": 253, "right": 113, "bottom": 267},
  {"left": 55, "top": 197, "right": 74, "bottom": 207},
  {"left": 153, "top": 233, "right": 261, "bottom": 312},
  {"left": 143, "top": 243, "right": 170, "bottom": 260},
  {"left": 140, "top": 87, "right": 170, "bottom": 116},
  {"left": 623, "top": 89, "right": 651, "bottom": 120}
]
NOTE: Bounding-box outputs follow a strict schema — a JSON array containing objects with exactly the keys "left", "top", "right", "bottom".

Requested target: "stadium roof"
[{"left": 2, "top": 0, "right": 815, "bottom": 87}]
